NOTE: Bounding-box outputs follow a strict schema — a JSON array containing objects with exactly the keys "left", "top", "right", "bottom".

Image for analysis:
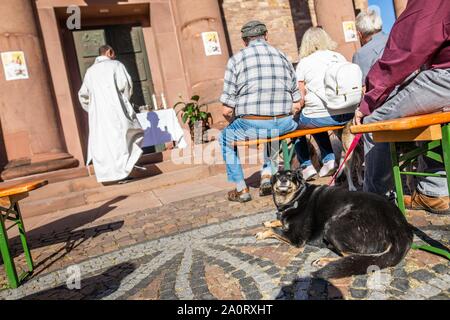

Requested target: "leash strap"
[{"left": 328, "top": 133, "right": 363, "bottom": 186}]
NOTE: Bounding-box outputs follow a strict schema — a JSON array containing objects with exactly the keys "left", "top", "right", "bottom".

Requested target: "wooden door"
[
  {"left": 107, "top": 25, "right": 154, "bottom": 109},
  {"left": 73, "top": 25, "right": 162, "bottom": 153},
  {"left": 73, "top": 25, "right": 155, "bottom": 111}
]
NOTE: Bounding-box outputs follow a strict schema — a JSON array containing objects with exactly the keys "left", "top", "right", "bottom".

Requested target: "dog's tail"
[{"left": 312, "top": 243, "right": 409, "bottom": 280}]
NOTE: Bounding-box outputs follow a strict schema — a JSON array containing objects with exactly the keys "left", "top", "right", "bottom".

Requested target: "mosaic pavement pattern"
[{"left": 0, "top": 210, "right": 449, "bottom": 300}]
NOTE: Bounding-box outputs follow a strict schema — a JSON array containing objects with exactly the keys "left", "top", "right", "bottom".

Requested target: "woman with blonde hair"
[{"left": 294, "top": 27, "right": 355, "bottom": 180}]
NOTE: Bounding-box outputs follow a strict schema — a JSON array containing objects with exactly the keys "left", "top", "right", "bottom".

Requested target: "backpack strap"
[{"left": 305, "top": 54, "right": 342, "bottom": 106}]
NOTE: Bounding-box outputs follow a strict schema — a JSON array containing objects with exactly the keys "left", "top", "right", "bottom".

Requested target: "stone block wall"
[{"left": 220, "top": 0, "right": 314, "bottom": 63}]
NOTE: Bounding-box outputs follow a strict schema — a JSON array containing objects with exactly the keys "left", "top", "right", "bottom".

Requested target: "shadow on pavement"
[
  {"left": 276, "top": 277, "right": 344, "bottom": 300},
  {"left": 1, "top": 197, "right": 127, "bottom": 277},
  {"left": 21, "top": 262, "right": 136, "bottom": 300},
  {"left": 9, "top": 196, "right": 127, "bottom": 255}
]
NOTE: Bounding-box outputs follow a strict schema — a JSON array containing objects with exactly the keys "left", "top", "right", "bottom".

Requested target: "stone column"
[
  {"left": 0, "top": 0, "right": 78, "bottom": 180},
  {"left": 307, "top": 0, "right": 319, "bottom": 27},
  {"left": 393, "top": 0, "right": 408, "bottom": 18},
  {"left": 171, "top": 0, "right": 230, "bottom": 121},
  {"left": 353, "top": 0, "right": 369, "bottom": 14},
  {"left": 314, "top": 0, "right": 360, "bottom": 61}
]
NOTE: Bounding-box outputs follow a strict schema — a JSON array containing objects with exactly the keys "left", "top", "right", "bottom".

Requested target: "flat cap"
[{"left": 241, "top": 20, "right": 267, "bottom": 38}]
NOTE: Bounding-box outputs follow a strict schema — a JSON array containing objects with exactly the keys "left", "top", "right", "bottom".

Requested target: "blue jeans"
[
  {"left": 364, "top": 68, "right": 450, "bottom": 197},
  {"left": 295, "top": 112, "right": 353, "bottom": 168},
  {"left": 220, "top": 116, "right": 298, "bottom": 183}
]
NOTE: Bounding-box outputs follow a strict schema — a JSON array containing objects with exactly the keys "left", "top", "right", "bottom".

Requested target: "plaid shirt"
[{"left": 220, "top": 39, "right": 301, "bottom": 116}]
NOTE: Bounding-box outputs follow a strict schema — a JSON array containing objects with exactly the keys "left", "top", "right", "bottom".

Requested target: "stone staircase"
[{"left": 1, "top": 141, "right": 265, "bottom": 218}]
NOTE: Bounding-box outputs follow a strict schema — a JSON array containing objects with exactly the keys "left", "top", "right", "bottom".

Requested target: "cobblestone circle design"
[{"left": 0, "top": 211, "right": 448, "bottom": 300}]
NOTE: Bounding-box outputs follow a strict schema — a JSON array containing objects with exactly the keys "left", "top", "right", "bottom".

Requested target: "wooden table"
[{"left": 0, "top": 180, "right": 48, "bottom": 288}]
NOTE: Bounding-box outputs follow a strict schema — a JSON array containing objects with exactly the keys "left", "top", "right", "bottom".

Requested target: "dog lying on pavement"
[{"left": 255, "top": 169, "right": 413, "bottom": 279}]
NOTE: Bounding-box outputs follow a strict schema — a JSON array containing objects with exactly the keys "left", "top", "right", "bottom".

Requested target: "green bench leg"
[
  {"left": 0, "top": 215, "right": 19, "bottom": 289},
  {"left": 390, "top": 142, "right": 406, "bottom": 214},
  {"left": 390, "top": 124, "right": 450, "bottom": 260},
  {"left": 0, "top": 203, "right": 34, "bottom": 288},
  {"left": 281, "top": 140, "right": 291, "bottom": 171},
  {"left": 441, "top": 123, "right": 450, "bottom": 197},
  {"left": 15, "top": 203, "right": 34, "bottom": 273},
  {"left": 412, "top": 243, "right": 450, "bottom": 260}
]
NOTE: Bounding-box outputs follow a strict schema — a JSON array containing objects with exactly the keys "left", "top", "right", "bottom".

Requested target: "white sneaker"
[
  {"left": 302, "top": 165, "right": 318, "bottom": 181},
  {"left": 319, "top": 160, "right": 337, "bottom": 177}
]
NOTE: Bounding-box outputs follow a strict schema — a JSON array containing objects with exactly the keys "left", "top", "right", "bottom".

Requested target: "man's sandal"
[
  {"left": 259, "top": 174, "right": 273, "bottom": 197},
  {"left": 228, "top": 188, "right": 252, "bottom": 203}
]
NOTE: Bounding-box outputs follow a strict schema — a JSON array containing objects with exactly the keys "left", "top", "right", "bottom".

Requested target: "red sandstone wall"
[{"left": 220, "top": 0, "right": 313, "bottom": 63}]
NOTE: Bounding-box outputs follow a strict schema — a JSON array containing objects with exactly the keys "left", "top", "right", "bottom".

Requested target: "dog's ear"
[
  {"left": 295, "top": 168, "right": 305, "bottom": 184},
  {"left": 270, "top": 173, "right": 277, "bottom": 185}
]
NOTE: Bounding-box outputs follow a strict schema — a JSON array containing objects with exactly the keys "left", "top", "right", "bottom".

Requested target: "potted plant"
[{"left": 174, "top": 95, "right": 213, "bottom": 144}]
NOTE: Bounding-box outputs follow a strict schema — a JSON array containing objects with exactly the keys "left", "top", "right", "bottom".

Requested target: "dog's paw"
[
  {"left": 311, "top": 257, "right": 335, "bottom": 268},
  {"left": 255, "top": 231, "right": 266, "bottom": 240},
  {"left": 263, "top": 221, "right": 272, "bottom": 228}
]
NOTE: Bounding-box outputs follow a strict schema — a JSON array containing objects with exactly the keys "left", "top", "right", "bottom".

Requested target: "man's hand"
[
  {"left": 222, "top": 106, "right": 235, "bottom": 123},
  {"left": 292, "top": 101, "right": 302, "bottom": 115},
  {"left": 353, "top": 108, "right": 364, "bottom": 126}
]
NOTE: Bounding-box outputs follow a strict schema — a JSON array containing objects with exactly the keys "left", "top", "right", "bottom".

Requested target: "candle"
[
  {"left": 152, "top": 94, "right": 158, "bottom": 111},
  {"left": 161, "top": 93, "right": 168, "bottom": 109}
]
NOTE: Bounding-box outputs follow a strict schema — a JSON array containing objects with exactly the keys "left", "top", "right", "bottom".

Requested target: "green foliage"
[{"left": 174, "top": 95, "right": 212, "bottom": 127}]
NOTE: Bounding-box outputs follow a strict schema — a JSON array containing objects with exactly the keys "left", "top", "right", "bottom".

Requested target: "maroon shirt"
[{"left": 360, "top": 0, "right": 450, "bottom": 116}]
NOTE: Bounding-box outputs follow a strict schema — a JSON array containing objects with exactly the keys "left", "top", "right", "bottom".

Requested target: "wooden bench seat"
[
  {"left": 232, "top": 125, "right": 344, "bottom": 171},
  {"left": 0, "top": 180, "right": 48, "bottom": 199},
  {"left": 350, "top": 112, "right": 450, "bottom": 133},
  {"left": 0, "top": 179, "right": 48, "bottom": 288},
  {"left": 350, "top": 112, "right": 450, "bottom": 143},
  {"left": 235, "top": 126, "right": 344, "bottom": 146}
]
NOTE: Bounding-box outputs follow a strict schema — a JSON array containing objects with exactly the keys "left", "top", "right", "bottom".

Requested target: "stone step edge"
[
  {"left": 20, "top": 162, "right": 262, "bottom": 218},
  {"left": 22, "top": 145, "right": 265, "bottom": 202}
]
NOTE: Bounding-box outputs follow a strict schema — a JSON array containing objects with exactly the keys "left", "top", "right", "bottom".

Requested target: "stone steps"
[
  {"left": 20, "top": 165, "right": 207, "bottom": 218},
  {"left": 23, "top": 158, "right": 197, "bottom": 203},
  {"left": 17, "top": 143, "right": 264, "bottom": 218}
]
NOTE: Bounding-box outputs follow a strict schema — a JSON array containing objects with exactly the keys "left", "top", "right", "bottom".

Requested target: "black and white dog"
[{"left": 256, "top": 169, "right": 413, "bottom": 279}]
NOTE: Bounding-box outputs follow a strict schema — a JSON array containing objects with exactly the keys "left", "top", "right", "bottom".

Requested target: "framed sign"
[
  {"left": 201, "top": 32, "right": 222, "bottom": 56},
  {"left": 1, "top": 51, "right": 29, "bottom": 81},
  {"left": 342, "top": 21, "right": 358, "bottom": 43}
]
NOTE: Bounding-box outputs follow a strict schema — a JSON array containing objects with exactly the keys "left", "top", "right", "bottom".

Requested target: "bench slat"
[
  {"left": 0, "top": 180, "right": 48, "bottom": 198},
  {"left": 350, "top": 111, "right": 450, "bottom": 134},
  {"left": 235, "top": 126, "right": 344, "bottom": 147},
  {"left": 373, "top": 125, "right": 442, "bottom": 143}
]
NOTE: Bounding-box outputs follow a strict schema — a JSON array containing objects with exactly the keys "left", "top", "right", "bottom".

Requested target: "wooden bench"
[
  {"left": 351, "top": 111, "right": 450, "bottom": 260},
  {"left": 0, "top": 180, "right": 48, "bottom": 288},
  {"left": 234, "top": 126, "right": 344, "bottom": 171}
]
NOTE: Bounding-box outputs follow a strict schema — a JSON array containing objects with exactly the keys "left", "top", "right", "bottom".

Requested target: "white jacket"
[{"left": 78, "top": 56, "right": 143, "bottom": 182}]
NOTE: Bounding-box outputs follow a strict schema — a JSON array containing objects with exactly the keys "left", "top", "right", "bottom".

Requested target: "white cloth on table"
[
  {"left": 136, "top": 109, "right": 187, "bottom": 149},
  {"left": 78, "top": 56, "right": 144, "bottom": 183}
]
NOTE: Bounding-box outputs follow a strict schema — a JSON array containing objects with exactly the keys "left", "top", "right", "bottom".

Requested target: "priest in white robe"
[{"left": 78, "top": 45, "right": 144, "bottom": 183}]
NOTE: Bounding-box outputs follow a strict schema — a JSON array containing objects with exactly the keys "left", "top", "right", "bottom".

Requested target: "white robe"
[{"left": 78, "top": 56, "right": 144, "bottom": 182}]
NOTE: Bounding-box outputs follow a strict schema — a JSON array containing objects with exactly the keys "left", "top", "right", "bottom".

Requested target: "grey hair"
[
  {"left": 356, "top": 9, "right": 383, "bottom": 37},
  {"left": 243, "top": 33, "right": 267, "bottom": 45}
]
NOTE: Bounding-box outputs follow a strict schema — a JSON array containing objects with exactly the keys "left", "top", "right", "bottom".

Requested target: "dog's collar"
[{"left": 277, "top": 185, "right": 307, "bottom": 215}]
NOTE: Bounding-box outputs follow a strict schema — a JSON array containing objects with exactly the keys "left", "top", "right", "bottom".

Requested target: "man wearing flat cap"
[{"left": 219, "top": 20, "right": 301, "bottom": 202}]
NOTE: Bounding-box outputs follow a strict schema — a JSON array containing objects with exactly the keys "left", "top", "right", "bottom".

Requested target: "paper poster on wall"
[
  {"left": 342, "top": 21, "right": 358, "bottom": 43},
  {"left": 201, "top": 32, "right": 222, "bottom": 56},
  {"left": 1, "top": 51, "right": 29, "bottom": 81}
]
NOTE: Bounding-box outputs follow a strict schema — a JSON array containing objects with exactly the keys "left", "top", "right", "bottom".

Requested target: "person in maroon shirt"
[{"left": 353, "top": 0, "right": 450, "bottom": 214}]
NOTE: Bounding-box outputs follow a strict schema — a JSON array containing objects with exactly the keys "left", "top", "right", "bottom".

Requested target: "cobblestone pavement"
[{"left": 0, "top": 186, "right": 449, "bottom": 300}]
